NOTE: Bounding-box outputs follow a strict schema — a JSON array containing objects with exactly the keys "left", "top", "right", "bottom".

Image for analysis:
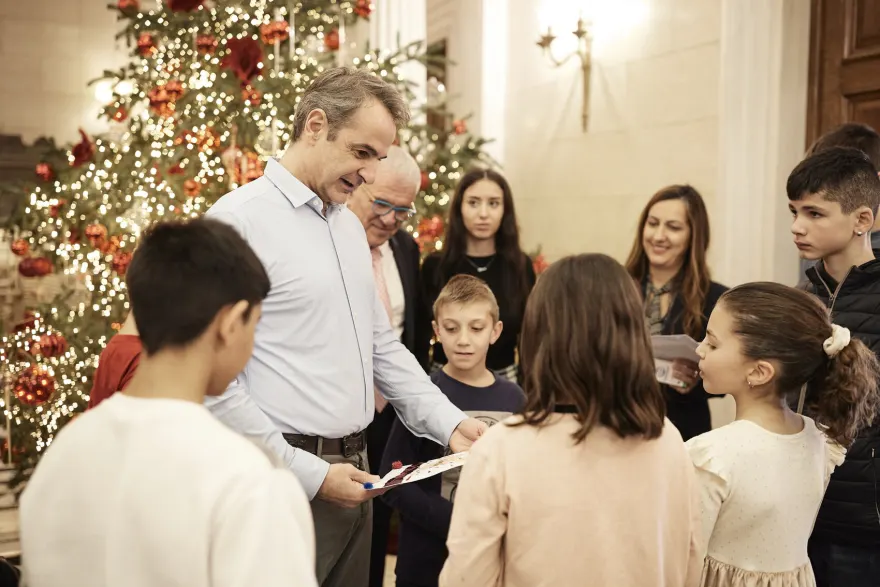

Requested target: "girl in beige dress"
[
  {"left": 687, "top": 283, "right": 880, "bottom": 587},
  {"left": 439, "top": 254, "right": 703, "bottom": 587}
]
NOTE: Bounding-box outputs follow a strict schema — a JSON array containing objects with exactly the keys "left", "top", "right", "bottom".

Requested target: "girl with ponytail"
[{"left": 686, "top": 282, "right": 880, "bottom": 587}]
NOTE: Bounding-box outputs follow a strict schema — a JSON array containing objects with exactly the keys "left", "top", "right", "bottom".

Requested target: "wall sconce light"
[{"left": 536, "top": 15, "right": 593, "bottom": 131}]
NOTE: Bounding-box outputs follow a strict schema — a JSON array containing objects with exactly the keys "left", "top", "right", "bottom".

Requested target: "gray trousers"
[{"left": 311, "top": 449, "right": 373, "bottom": 587}]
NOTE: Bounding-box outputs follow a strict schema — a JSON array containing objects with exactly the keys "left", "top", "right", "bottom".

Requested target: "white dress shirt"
[
  {"left": 205, "top": 159, "right": 466, "bottom": 499},
  {"left": 378, "top": 241, "right": 405, "bottom": 340}
]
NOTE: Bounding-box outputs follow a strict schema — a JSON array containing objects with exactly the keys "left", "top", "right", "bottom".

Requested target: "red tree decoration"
[
  {"left": 14, "top": 365, "right": 56, "bottom": 406},
  {"left": 71, "top": 130, "right": 95, "bottom": 167},
  {"left": 221, "top": 38, "right": 263, "bottom": 86}
]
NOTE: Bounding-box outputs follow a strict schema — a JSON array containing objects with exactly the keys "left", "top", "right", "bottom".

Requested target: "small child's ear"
[
  {"left": 217, "top": 300, "right": 250, "bottom": 345},
  {"left": 432, "top": 320, "right": 440, "bottom": 339},
  {"left": 855, "top": 205, "right": 875, "bottom": 236},
  {"left": 490, "top": 320, "right": 504, "bottom": 345}
]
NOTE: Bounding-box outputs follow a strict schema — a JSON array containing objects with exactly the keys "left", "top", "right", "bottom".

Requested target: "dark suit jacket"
[{"left": 387, "top": 230, "right": 429, "bottom": 368}]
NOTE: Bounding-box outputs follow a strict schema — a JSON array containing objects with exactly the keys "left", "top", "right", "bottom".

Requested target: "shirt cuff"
[
  {"left": 290, "top": 448, "right": 331, "bottom": 500},
  {"left": 429, "top": 402, "right": 469, "bottom": 447}
]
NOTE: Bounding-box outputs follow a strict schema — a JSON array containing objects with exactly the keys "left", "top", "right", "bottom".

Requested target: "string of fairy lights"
[{"left": 1, "top": 0, "right": 493, "bottom": 473}]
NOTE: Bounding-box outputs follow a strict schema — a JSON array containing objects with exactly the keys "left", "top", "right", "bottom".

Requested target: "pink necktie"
[{"left": 371, "top": 248, "right": 393, "bottom": 413}]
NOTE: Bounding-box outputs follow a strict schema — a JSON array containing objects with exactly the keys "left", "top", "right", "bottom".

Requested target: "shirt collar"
[{"left": 263, "top": 158, "right": 335, "bottom": 214}]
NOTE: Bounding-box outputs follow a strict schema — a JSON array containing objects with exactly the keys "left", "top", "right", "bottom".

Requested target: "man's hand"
[
  {"left": 316, "top": 463, "right": 381, "bottom": 508},
  {"left": 449, "top": 418, "right": 488, "bottom": 453}
]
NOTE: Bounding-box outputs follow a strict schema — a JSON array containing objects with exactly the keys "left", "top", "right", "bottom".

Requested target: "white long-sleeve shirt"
[
  {"left": 205, "top": 159, "right": 466, "bottom": 499},
  {"left": 20, "top": 393, "right": 317, "bottom": 587}
]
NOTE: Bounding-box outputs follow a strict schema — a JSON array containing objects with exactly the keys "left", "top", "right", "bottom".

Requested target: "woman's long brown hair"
[
  {"left": 513, "top": 254, "right": 666, "bottom": 442},
  {"left": 624, "top": 185, "right": 712, "bottom": 339}
]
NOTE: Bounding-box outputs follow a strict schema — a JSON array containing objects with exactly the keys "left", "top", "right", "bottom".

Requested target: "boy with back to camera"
[
  {"left": 19, "top": 218, "right": 317, "bottom": 587},
  {"left": 380, "top": 275, "right": 525, "bottom": 587},
  {"left": 788, "top": 146, "right": 880, "bottom": 585}
]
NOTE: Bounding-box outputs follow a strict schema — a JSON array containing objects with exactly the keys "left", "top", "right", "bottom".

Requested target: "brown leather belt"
[{"left": 282, "top": 430, "right": 366, "bottom": 458}]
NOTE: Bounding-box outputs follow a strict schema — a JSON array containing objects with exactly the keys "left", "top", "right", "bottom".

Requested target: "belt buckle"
[{"left": 342, "top": 433, "right": 362, "bottom": 458}]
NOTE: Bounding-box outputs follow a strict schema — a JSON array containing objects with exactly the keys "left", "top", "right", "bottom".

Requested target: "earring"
[
  {"left": 747, "top": 379, "right": 753, "bottom": 388},
  {"left": 858, "top": 231, "right": 865, "bottom": 236}
]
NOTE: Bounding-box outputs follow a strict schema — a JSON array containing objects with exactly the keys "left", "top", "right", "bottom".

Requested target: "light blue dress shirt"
[{"left": 205, "top": 159, "right": 467, "bottom": 499}]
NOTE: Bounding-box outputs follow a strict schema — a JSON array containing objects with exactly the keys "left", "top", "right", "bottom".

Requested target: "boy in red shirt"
[{"left": 87, "top": 312, "right": 141, "bottom": 409}]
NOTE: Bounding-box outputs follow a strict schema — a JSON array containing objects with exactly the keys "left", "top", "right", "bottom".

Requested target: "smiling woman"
[{"left": 624, "top": 185, "right": 728, "bottom": 440}]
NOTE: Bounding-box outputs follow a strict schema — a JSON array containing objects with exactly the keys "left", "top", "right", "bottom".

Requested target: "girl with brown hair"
[
  {"left": 688, "top": 282, "right": 880, "bottom": 587},
  {"left": 625, "top": 185, "right": 727, "bottom": 440},
  {"left": 439, "top": 254, "right": 702, "bottom": 587}
]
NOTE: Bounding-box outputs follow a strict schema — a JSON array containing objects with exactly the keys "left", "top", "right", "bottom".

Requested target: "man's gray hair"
[
  {"left": 293, "top": 67, "right": 411, "bottom": 142},
  {"left": 382, "top": 145, "right": 421, "bottom": 194}
]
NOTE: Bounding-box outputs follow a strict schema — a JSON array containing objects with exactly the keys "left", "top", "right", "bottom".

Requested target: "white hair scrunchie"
[{"left": 823, "top": 324, "right": 852, "bottom": 358}]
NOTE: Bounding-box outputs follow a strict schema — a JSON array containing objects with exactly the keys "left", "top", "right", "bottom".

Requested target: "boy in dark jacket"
[
  {"left": 380, "top": 275, "right": 524, "bottom": 587},
  {"left": 788, "top": 145, "right": 880, "bottom": 586}
]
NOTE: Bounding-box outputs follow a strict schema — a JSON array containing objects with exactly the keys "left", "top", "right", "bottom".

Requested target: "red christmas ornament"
[
  {"left": 71, "top": 129, "right": 94, "bottom": 167},
  {"left": 168, "top": 162, "right": 186, "bottom": 175},
  {"left": 18, "top": 257, "right": 53, "bottom": 278},
  {"left": 452, "top": 119, "right": 467, "bottom": 135},
  {"left": 111, "top": 105, "right": 128, "bottom": 122},
  {"left": 324, "top": 29, "right": 340, "bottom": 51},
  {"left": 33, "top": 333, "right": 68, "bottom": 358},
  {"left": 354, "top": 0, "right": 372, "bottom": 18},
  {"left": 221, "top": 38, "right": 264, "bottom": 86},
  {"left": 67, "top": 229, "right": 81, "bottom": 246},
  {"left": 419, "top": 171, "right": 429, "bottom": 191},
  {"left": 164, "top": 79, "right": 184, "bottom": 101},
  {"left": 85, "top": 223, "right": 108, "bottom": 247},
  {"left": 241, "top": 85, "right": 262, "bottom": 106},
  {"left": 148, "top": 86, "right": 174, "bottom": 118},
  {"left": 137, "top": 32, "right": 157, "bottom": 57},
  {"left": 10, "top": 239, "right": 29, "bottom": 256},
  {"left": 49, "top": 199, "right": 66, "bottom": 218},
  {"left": 14, "top": 365, "right": 55, "bottom": 406},
  {"left": 183, "top": 179, "right": 201, "bottom": 197},
  {"left": 117, "top": 0, "right": 139, "bottom": 10},
  {"left": 415, "top": 215, "right": 445, "bottom": 252},
  {"left": 232, "top": 151, "right": 265, "bottom": 185},
  {"left": 100, "top": 235, "right": 122, "bottom": 256},
  {"left": 35, "top": 162, "right": 55, "bottom": 182},
  {"left": 260, "top": 21, "right": 290, "bottom": 45},
  {"left": 532, "top": 254, "right": 550, "bottom": 276},
  {"left": 167, "top": 0, "right": 204, "bottom": 11},
  {"left": 196, "top": 34, "right": 218, "bottom": 54},
  {"left": 112, "top": 251, "right": 133, "bottom": 275}
]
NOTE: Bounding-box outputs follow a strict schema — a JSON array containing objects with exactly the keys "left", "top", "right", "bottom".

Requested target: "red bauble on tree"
[
  {"left": 49, "top": 199, "right": 66, "bottom": 218},
  {"left": 452, "top": 119, "right": 467, "bottom": 135},
  {"left": 183, "top": 179, "right": 201, "bottom": 197},
  {"left": 241, "top": 85, "right": 262, "bottom": 106},
  {"left": 354, "top": 0, "right": 372, "bottom": 18},
  {"left": 221, "top": 38, "right": 263, "bottom": 86},
  {"left": 117, "top": 0, "right": 139, "bottom": 10},
  {"left": 232, "top": 151, "right": 265, "bottom": 185},
  {"left": 196, "top": 34, "right": 218, "bottom": 54},
  {"left": 100, "top": 236, "right": 122, "bottom": 256},
  {"left": 167, "top": 0, "right": 204, "bottom": 11},
  {"left": 111, "top": 106, "right": 128, "bottom": 122},
  {"left": 85, "top": 223, "right": 108, "bottom": 248},
  {"left": 32, "top": 333, "right": 68, "bottom": 358},
  {"left": 112, "top": 251, "right": 133, "bottom": 275},
  {"left": 137, "top": 33, "right": 157, "bottom": 57},
  {"left": 18, "top": 257, "right": 53, "bottom": 278},
  {"left": 35, "top": 162, "right": 55, "bottom": 182},
  {"left": 10, "top": 239, "right": 29, "bottom": 256},
  {"left": 14, "top": 365, "right": 55, "bottom": 407},
  {"left": 324, "top": 29, "right": 340, "bottom": 51},
  {"left": 420, "top": 171, "right": 430, "bottom": 191},
  {"left": 148, "top": 86, "right": 174, "bottom": 118},
  {"left": 260, "top": 21, "right": 289, "bottom": 45},
  {"left": 168, "top": 162, "right": 185, "bottom": 175},
  {"left": 71, "top": 129, "right": 94, "bottom": 167},
  {"left": 164, "top": 79, "right": 184, "bottom": 101}
]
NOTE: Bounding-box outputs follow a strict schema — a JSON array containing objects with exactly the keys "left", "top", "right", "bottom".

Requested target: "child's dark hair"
[
  {"left": 808, "top": 122, "right": 880, "bottom": 170},
  {"left": 720, "top": 282, "right": 880, "bottom": 446},
  {"left": 126, "top": 217, "right": 270, "bottom": 355},
  {"left": 786, "top": 146, "right": 880, "bottom": 214},
  {"left": 513, "top": 254, "right": 666, "bottom": 442}
]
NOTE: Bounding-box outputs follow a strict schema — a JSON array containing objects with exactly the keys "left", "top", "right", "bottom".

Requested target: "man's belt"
[{"left": 282, "top": 430, "right": 366, "bottom": 458}]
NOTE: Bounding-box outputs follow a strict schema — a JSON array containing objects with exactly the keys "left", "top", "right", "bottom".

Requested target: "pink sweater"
[{"left": 440, "top": 415, "right": 703, "bottom": 587}]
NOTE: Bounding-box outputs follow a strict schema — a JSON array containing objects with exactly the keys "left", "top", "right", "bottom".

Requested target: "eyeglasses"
[{"left": 367, "top": 190, "right": 416, "bottom": 223}]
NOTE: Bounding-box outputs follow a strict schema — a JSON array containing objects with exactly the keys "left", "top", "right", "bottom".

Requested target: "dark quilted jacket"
[{"left": 805, "top": 259, "right": 880, "bottom": 546}]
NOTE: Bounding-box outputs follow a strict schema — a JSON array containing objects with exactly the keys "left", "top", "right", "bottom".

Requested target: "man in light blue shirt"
[{"left": 206, "top": 68, "right": 486, "bottom": 587}]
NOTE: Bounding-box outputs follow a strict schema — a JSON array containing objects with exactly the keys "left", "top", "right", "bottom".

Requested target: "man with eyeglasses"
[{"left": 347, "top": 144, "right": 427, "bottom": 587}]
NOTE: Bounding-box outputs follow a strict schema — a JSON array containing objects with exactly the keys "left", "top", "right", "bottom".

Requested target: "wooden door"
[{"left": 807, "top": 0, "right": 880, "bottom": 144}]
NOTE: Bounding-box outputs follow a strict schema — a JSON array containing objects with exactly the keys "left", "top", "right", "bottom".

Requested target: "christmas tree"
[{"left": 0, "top": 0, "right": 496, "bottom": 485}]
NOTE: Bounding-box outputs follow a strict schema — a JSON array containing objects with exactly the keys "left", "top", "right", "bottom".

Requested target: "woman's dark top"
[
  {"left": 419, "top": 252, "right": 536, "bottom": 371},
  {"left": 641, "top": 279, "right": 727, "bottom": 441}
]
